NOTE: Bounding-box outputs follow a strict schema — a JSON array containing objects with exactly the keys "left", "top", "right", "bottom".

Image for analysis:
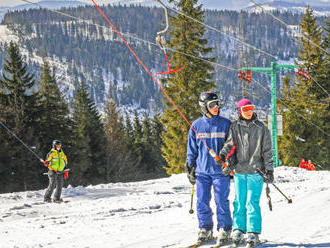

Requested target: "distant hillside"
[
  {"left": 246, "top": 1, "right": 330, "bottom": 16},
  {"left": 0, "top": 1, "right": 89, "bottom": 22},
  {"left": 0, "top": 5, "right": 327, "bottom": 112}
]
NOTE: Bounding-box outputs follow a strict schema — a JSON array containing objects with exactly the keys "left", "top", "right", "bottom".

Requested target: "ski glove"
[
  {"left": 222, "top": 164, "right": 232, "bottom": 177},
  {"left": 264, "top": 170, "right": 274, "bottom": 184},
  {"left": 43, "top": 161, "right": 50, "bottom": 167},
  {"left": 186, "top": 163, "right": 196, "bottom": 185},
  {"left": 64, "top": 170, "right": 69, "bottom": 179},
  {"left": 215, "top": 154, "right": 226, "bottom": 166}
]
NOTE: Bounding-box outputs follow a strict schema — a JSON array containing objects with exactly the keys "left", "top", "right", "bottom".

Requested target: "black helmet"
[
  {"left": 52, "top": 140, "right": 62, "bottom": 149},
  {"left": 199, "top": 91, "right": 221, "bottom": 115}
]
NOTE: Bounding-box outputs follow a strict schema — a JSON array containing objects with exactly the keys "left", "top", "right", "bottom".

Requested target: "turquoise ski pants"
[{"left": 232, "top": 173, "right": 264, "bottom": 234}]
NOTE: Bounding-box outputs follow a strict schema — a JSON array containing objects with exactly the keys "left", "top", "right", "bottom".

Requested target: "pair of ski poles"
[{"left": 188, "top": 167, "right": 292, "bottom": 214}]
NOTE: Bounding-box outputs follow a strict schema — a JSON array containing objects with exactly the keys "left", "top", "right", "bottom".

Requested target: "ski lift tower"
[{"left": 240, "top": 62, "right": 305, "bottom": 167}]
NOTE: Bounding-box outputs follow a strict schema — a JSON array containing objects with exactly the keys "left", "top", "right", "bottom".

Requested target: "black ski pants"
[{"left": 44, "top": 170, "right": 64, "bottom": 201}]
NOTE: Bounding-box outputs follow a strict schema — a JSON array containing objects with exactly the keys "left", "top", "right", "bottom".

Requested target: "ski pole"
[
  {"left": 189, "top": 184, "right": 195, "bottom": 214},
  {"left": 0, "top": 120, "right": 43, "bottom": 161},
  {"left": 270, "top": 182, "right": 293, "bottom": 204},
  {"left": 265, "top": 183, "right": 272, "bottom": 211},
  {"left": 0, "top": 120, "right": 53, "bottom": 169},
  {"left": 256, "top": 168, "right": 292, "bottom": 204}
]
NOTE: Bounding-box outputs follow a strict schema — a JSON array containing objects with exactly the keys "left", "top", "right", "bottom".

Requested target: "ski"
[
  {"left": 178, "top": 238, "right": 216, "bottom": 248},
  {"left": 43, "top": 200, "right": 70, "bottom": 204},
  {"left": 228, "top": 240, "right": 245, "bottom": 248},
  {"left": 245, "top": 240, "right": 266, "bottom": 248},
  {"left": 53, "top": 200, "right": 70, "bottom": 204},
  {"left": 228, "top": 239, "right": 267, "bottom": 248},
  {"left": 209, "top": 238, "right": 232, "bottom": 248}
]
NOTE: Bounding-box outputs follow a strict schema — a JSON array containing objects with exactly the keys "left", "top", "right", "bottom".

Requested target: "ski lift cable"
[
  {"left": 163, "top": 2, "right": 279, "bottom": 60},
  {"left": 19, "top": 1, "right": 330, "bottom": 96},
  {"left": 17, "top": 0, "right": 328, "bottom": 136},
  {"left": 19, "top": 0, "right": 238, "bottom": 71},
  {"left": 294, "top": 67, "right": 330, "bottom": 97},
  {"left": 309, "top": 76, "right": 330, "bottom": 98},
  {"left": 251, "top": 78, "right": 330, "bottom": 137},
  {"left": 249, "top": 0, "right": 330, "bottom": 97},
  {"left": 249, "top": 0, "right": 330, "bottom": 56},
  {"left": 167, "top": 0, "right": 330, "bottom": 97},
  {"left": 91, "top": 0, "right": 330, "bottom": 143},
  {"left": 90, "top": 0, "right": 228, "bottom": 165}
]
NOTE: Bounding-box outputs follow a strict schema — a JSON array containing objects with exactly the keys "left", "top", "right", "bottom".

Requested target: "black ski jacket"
[{"left": 220, "top": 115, "right": 273, "bottom": 174}]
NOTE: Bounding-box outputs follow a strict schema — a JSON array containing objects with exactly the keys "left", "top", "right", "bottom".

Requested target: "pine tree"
[
  {"left": 71, "top": 82, "right": 107, "bottom": 185},
  {"left": 38, "top": 59, "right": 73, "bottom": 166},
  {"left": 150, "top": 114, "right": 167, "bottom": 176},
  {"left": 124, "top": 112, "right": 133, "bottom": 148},
  {"left": 161, "top": 0, "right": 215, "bottom": 174},
  {"left": 278, "top": 8, "right": 329, "bottom": 167},
  {"left": 278, "top": 75, "right": 304, "bottom": 165},
  {"left": 132, "top": 110, "right": 144, "bottom": 174},
  {"left": 314, "top": 19, "right": 330, "bottom": 168},
  {"left": 0, "top": 41, "right": 41, "bottom": 192},
  {"left": 103, "top": 97, "right": 133, "bottom": 181},
  {"left": 141, "top": 113, "right": 154, "bottom": 172}
]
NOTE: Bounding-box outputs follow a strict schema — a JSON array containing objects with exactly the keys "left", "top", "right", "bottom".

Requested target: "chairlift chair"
[
  {"left": 295, "top": 67, "right": 310, "bottom": 80},
  {"left": 238, "top": 70, "right": 252, "bottom": 83}
]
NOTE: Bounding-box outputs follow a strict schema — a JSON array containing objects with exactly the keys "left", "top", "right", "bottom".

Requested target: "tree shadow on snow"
[{"left": 264, "top": 242, "right": 330, "bottom": 247}]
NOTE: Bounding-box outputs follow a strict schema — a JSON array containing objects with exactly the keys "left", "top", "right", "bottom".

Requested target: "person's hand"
[
  {"left": 185, "top": 163, "right": 196, "bottom": 185},
  {"left": 264, "top": 170, "right": 274, "bottom": 183},
  {"left": 64, "top": 170, "right": 69, "bottom": 179},
  {"left": 215, "top": 154, "right": 226, "bottom": 166},
  {"left": 42, "top": 160, "right": 50, "bottom": 167},
  {"left": 227, "top": 154, "right": 238, "bottom": 168},
  {"left": 222, "top": 164, "right": 232, "bottom": 176}
]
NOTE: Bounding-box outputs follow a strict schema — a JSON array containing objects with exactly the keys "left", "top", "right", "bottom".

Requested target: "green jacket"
[{"left": 46, "top": 148, "right": 68, "bottom": 172}]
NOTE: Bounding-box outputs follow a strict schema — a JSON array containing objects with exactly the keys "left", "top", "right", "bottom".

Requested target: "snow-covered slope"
[{"left": 0, "top": 166, "right": 330, "bottom": 248}]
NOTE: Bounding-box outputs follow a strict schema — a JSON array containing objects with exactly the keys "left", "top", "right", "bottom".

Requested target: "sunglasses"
[
  {"left": 240, "top": 104, "right": 255, "bottom": 112},
  {"left": 207, "top": 100, "right": 220, "bottom": 109}
]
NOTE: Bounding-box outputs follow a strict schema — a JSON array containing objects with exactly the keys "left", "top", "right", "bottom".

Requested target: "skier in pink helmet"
[{"left": 219, "top": 99, "right": 274, "bottom": 247}]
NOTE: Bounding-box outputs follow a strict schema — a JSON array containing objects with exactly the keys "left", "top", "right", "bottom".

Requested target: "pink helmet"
[{"left": 237, "top": 99, "right": 252, "bottom": 115}]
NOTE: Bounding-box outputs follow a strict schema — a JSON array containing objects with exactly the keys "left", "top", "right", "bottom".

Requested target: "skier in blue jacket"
[{"left": 186, "top": 91, "right": 232, "bottom": 245}]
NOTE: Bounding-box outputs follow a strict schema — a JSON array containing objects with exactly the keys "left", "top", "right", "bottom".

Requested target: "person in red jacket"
[
  {"left": 307, "top": 160, "right": 316, "bottom": 171},
  {"left": 299, "top": 158, "right": 307, "bottom": 169}
]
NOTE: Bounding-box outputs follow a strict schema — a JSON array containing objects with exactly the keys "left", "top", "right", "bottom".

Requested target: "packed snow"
[{"left": 0, "top": 166, "right": 330, "bottom": 248}]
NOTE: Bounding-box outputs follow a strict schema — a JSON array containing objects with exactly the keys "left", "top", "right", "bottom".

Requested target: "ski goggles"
[
  {"left": 240, "top": 104, "right": 255, "bottom": 112},
  {"left": 207, "top": 100, "right": 220, "bottom": 109}
]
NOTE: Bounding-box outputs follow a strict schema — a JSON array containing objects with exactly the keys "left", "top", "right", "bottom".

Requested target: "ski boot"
[
  {"left": 197, "top": 228, "right": 213, "bottom": 243},
  {"left": 245, "top": 233, "right": 260, "bottom": 248},
  {"left": 53, "top": 198, "right": 63, "bottom": 203},
  {"left": 44, "top": 198, "right": 52, "bottom": 203},
  {"left": 215, "top": 228, "right": 231, "bottom": 246},
  {"left": 231, "top": 229, "right": 244, "bottom": 247}
]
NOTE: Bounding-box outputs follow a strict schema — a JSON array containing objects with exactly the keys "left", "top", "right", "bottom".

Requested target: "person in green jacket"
[{"left": 42, "top": 140, "right": 68, "bottom": 203}]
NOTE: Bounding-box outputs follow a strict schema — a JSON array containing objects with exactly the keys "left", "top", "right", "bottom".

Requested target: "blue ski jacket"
[{"left": 186, "top": 115, "right": 231, "bottom": 175}]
